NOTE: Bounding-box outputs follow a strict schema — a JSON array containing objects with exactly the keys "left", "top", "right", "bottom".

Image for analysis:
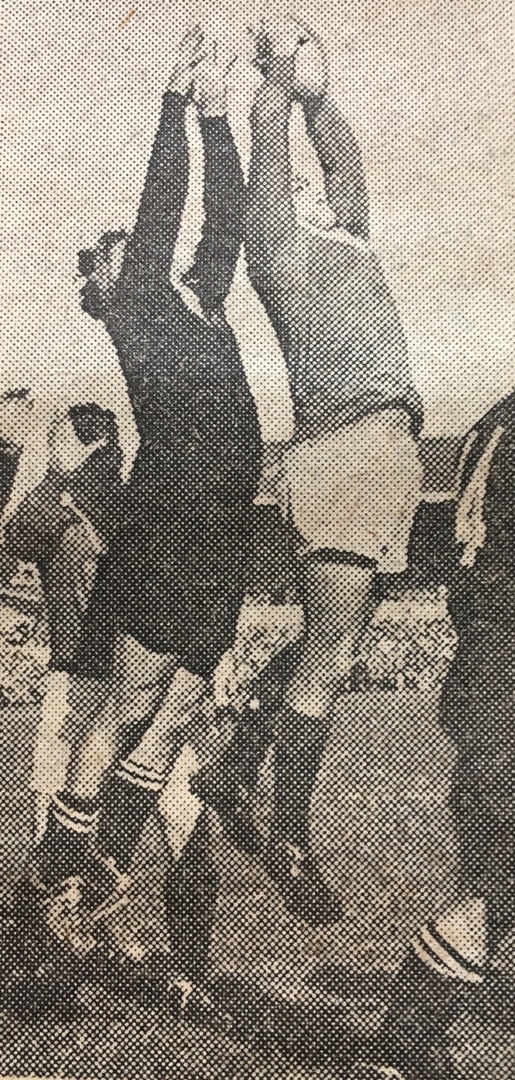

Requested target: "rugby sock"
[
  {"left": 115, "top": 756, "right": 168, "bottom": 793},
  {"left": 272, "top": 706, "right": 332, "bottom": 848},
  {"left": 411, "top": 897, "right": 487, "bottom": 984},
  {"left": 164, "top": 811, "right": 220, "bottom": 981},
  {"left": 370, "top": 900, "right": 487, "bottom": 1072},
  {"left": 371, "top": 951, "right": 476, "bottom": 1075},
  {"left": 97, "top": 761, "right": 167, "bottom": 872},
  {"left": 34, "top": 791, "right": 99, "bottom": 886},
  {"left": 51, "top": 791, "right": 99, "bottom": 835}
]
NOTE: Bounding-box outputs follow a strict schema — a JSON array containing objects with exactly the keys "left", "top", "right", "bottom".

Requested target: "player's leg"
[
  {"left": 266, "top": 411, "right": 423, "bottom": 923},
  {"left": 266, "top": 557, "right": 375, "bottom": 924},
  {"left": 349, "top": 632, "right": 515, "bottom": 1078},
  {"left": 31, "top": 635, "right": 178, "bottom": 896},
  {"left": 273, "top": 556, "right": 375, "bottom": 829},
  {"left": 162, "top": 804, "right": 220, "bottom": 993},
  {"left": 30, "top": 671, "right": 113, "bottom": 841},
  {"left": 82, "top": 508, "right": 249, "bottom": 954},
  {"left": 95, "top": 501, "right": 254, "bottom": 872},
  {"left": 96, "top": 664, "right": 209, "bottom": 874},
  {"left": 284, "top": 554, "right": 376, "bottom": 718}
]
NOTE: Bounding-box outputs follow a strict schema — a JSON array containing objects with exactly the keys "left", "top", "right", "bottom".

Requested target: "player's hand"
[
  {"left": 294, "top": 33, "right": 328, "bottom": 98},
  {"left": 251, "top": 18, "right": 327, "bottom": 97},
  {"left": 192, "top": 43, "right": 237, "bottom": 117},
  {"left": 167, "top": 25, "right": 205, "bottom": 97}
]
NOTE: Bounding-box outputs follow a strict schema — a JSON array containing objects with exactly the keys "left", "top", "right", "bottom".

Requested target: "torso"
[
  {"left": 248, "top": 223, "right": 413, "bottom": 437},
  {"left": 103, "top": 280, "right": 262, "bottom": 507}
]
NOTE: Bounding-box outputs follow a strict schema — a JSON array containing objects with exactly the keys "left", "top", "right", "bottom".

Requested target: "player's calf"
[{"left": 25, "top": 791, "right": 130, "bottom": 957}]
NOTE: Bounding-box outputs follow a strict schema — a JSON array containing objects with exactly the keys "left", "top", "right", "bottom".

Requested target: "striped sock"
[
  {"left": 97, "top": 766, "right": 165, "bottom": 872},
  {"left": 412, "top": 897, "right": 487, "bottom": 984},
  {"left": 51, "top": 791, "right": 99, "bottom": 836},
  {"left": 34, "top": 792, "right": 100, "bottom": 887},
  {"left": 115, "top": 757, "right": 167, "bottom": 793}
]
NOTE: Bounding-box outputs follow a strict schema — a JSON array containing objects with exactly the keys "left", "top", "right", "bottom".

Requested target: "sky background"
[{"left": 0, "top": 0, "right": 514, "bottom": 469}]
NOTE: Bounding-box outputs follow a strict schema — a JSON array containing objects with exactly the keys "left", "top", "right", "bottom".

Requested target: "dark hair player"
[{"left": 26, "top": 30, "right": 262, "bottom": 968}]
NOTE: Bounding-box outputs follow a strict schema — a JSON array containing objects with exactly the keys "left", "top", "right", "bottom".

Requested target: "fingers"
[
  {"left": 190, "top": 49, "right": 208, "bottom": 71},
  {"left": 176, "top": 25, "right": 205, "bottom": 69},
  {"left": 191, "top": 41, "right": 238, "bottom": 116},
  {"left": 179, "top": 25, "right": 204, "bottom": 51},
  {"left": 286, "top": 17, "right": 316, "bottom": 47},
  {"left": 259, "top": 17, "right": 310, "bottom": 57},
  {"left": 168, "top": 27, "right": 206, "bottom": 95},
  {"left": 175, "top": 20, "right": 320, "bottom": 90},
  {"left": 178, "top": 29, "right": 205, "bottom": 68},
  {"left": 199, "top": 40, "right": 237, "bottom": 74}
]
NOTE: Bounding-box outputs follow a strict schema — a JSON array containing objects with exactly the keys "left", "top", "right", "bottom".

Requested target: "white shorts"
[{"left": 275, "top": 410, "right": 424, "bottom": 576}]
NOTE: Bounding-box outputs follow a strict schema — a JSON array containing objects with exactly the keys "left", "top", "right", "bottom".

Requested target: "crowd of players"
[{"left": 0, "top": 19, "right": 514, "bottom": 1080}]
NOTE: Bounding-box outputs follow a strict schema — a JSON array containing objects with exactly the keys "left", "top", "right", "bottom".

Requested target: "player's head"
[
  {"left": 77, "top": 231, "right": 128, "bottom": 318},
  {"left": 49, "top": 402, "right": 120, "bottom": 474},
  {"left": 291, "top": 173, "right": 337, "bottom": 231}
]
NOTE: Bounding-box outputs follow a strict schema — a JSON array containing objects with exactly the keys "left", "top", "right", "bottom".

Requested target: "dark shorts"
[
  {"left": 442, "top": 656, "right": 515, "bottom": 915},
  {"left": 70, "top": 500, "right": 254, "bottom": 680},
  {"left": 439, "top": 580, "right": 515, "bottom": 911}
]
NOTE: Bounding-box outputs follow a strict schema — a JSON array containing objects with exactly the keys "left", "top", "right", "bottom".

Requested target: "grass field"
[{"left": 0, "top": 572, "right": 514, "bottom": 1077}]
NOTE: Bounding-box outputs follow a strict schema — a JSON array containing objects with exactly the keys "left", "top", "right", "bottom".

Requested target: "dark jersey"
[
  {"left": 91, "top": 92, "right": 262, "bottom": 514},
  {"left": 75, "top": 94, "right": 262, "bottom": 672}
]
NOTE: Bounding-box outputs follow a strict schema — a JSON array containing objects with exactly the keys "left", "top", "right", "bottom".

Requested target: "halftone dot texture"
[{"left": 0, "top": 3, "right": 514, "bottom": 1079}]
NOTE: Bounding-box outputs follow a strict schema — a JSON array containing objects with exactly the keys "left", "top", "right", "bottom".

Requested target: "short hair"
[
  {"left": 67, "top": 403, "right": 119, "bottom": 447},
  {"left": 77, "top": 230, "right": 129, "bottom": 279}
]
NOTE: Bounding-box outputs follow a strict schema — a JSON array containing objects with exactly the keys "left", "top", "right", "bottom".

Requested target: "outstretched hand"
[
  {"left": 192, "top": 43, "right": 237, "bottom": 117},
  {"left": 167, "top": 25, "right": 205, "bottom": 97},
  {"left": 251, "top": 18, "right": 327, "bottom": 98}
]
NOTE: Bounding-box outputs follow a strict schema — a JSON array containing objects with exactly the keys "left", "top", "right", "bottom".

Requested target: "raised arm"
[
  {"left": 258, "top": 19, "right": 370, "bottom": 240},
  {"left": 120, "top": 94, "right": 189, "bottom": 291},
  {"left": 120, "top": 29, "right": 204, "bottom": 292},
  {"left": 183, "top": 49, "right": 246, "bottom": 312},
  {"left": 301, "top": 95, "right": 369, "bottom": 239}
]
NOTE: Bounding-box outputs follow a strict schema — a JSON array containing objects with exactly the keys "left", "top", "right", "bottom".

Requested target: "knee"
[{"left": 115, "top": 635, "right": 178, "bottom": 691}]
